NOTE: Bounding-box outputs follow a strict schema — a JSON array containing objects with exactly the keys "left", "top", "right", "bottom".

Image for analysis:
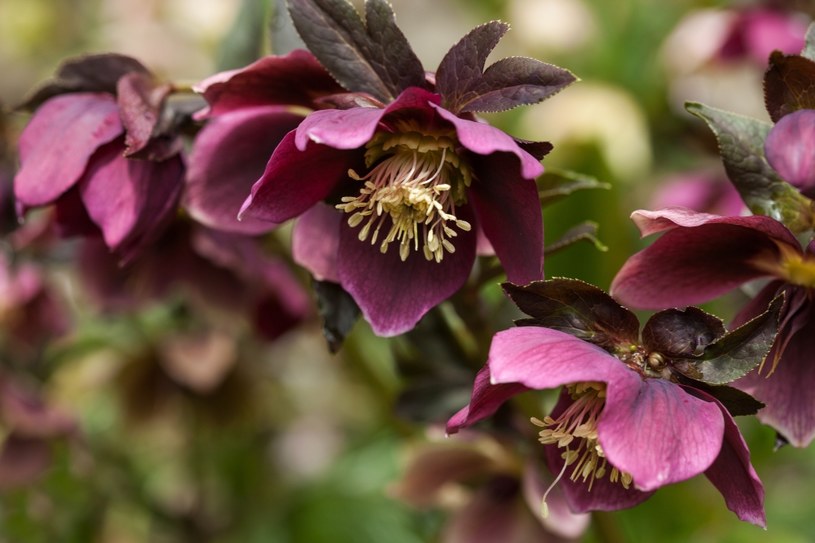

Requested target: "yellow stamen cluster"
[
  {"left": 533, "top": 382, "right": 633, "bottom": 517},
  {"left": 336, "top": 129, "right": 472, "bottom": 263}
]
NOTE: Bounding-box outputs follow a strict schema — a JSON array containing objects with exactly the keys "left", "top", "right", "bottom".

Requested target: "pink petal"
[
  {"left": 446, "top": 365, "right": 529, "bottom": 434},
  {"left": 292, "top": 203, "right": 342, "bottom": 283},
  {"left": 186, "top": 107, "right": 302, "bottom": 234},
  {"left": 521, "top": 461, "right": 591, "bottom": 539},
  {"left": 469, "top": 153, "right": 543, "bottom": 284},
  {"left": 15, "top": 93, "right": 122, "bottom": 210},
  {"left": 764, "top": 109, "right": 815, "bottom": 192},
  {"left": 239, "top": 131, "right": 356, "bottom": 223},
  {"left": 337, "top": 211, "right": 476, "bottom": 336},
  {"left": 599, "top": 378, "right": 724, "bottom": 492}
]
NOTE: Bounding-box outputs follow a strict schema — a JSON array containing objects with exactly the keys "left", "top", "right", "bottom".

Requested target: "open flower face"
[
  {"left": 237, "top": 2, "right": 575, "bottom": 335},
  {"left": 611, "top": 208, "right": 815, "bottom": 446},
  {"left": 448, "top": 279, "right": 777, "bottom": 525}
]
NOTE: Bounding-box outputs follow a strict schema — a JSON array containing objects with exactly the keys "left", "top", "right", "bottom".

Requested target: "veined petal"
[
  {"left": 764, "top": 109, "right": 815, "bottom": 192},
  {"left": 599, "top": 379, "right": 724, "bottom": 491},
  {"left": 469, "top": 152, "right": 543, "bottom": 284},
  {"left": 239, "top": 130, "right": 357, "bottom": 224},
  {"left": 186, "top": 106, "right": 302, "bottom": 234},
  {"left": 611, "top": 211, "right": 791, "bottom": 309},
  {"left": 432, "top": 105, "right": 544, "bottom": 180},
  {"left": 15, "top": 93, "right": 122, "bottom": 210},
  {"left": 337, "top": 209, "right": 476, "bottom": 336},
  {"left": 292, "top": 203, "right": 342, "bottom": 283},
  {"left": 629, "top": 207, "right": 799, "bottom": 243}
]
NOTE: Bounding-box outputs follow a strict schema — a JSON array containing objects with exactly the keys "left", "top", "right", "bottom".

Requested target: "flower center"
[
  {"left": 336, "top": 128, "right": 472, "bottom": 263},
  {"left": 533, "top": 382, "right": 632, "bottom": 516}
]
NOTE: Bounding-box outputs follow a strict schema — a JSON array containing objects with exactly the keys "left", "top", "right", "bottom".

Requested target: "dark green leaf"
[
  {"left": 19, "top": 53, "right": 150, "bottom": 110},
  {"left": 686, "top": 101, "right": 814, "bottom": 233},
  {"left": 313, "top": 280, "right": 360, "bottom": 353},
  {"left": 642, "top": 307, "right": 725, "bottom": 357},
  {"left": 287, "top": 0, "right": 425, "bottom": 102},
  {"left": 671, "top": 294, "right": 783, "bottom": 385},
  {"left": 504, "top": 278, "right": 639, "bottom": 349},
  {"left": 763, "top": 51, "right": 815, "bottom": 122},
  {"left": 538, "top": 169, "right": 610, "bottom": 207},
  {"left": 544, "top": 221, "right": 607, "bottom": 256}
]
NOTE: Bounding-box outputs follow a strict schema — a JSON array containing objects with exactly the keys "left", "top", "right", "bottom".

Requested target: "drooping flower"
[
  {"left": 235, "top": 0, "right": 575, "bottom": 336},
  {"left": 611, "top": 207, "right": 815, "bottom": 447},
  {"left": 14, "top": 54, "right": 187, "bottom": 262},
  {"left": 448, "top": 278, "right": 776, "bottom": 525}
]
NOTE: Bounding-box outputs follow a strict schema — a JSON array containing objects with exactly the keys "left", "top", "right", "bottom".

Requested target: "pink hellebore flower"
[
  {"left": 763, "top": 108, "right": 815, "bottom": 199},
  {"left": 612, "top": 207, "right": 815, "bottom": 447},
  {"left": 449, "top": 279, "right": 770, "bottom": 526},
  {"left": 14, "top": 55, "right": 185, "bottom": 262}
]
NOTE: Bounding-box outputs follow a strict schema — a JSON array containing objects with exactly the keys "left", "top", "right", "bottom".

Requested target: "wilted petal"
[
  {"left": 117, "top": 72, "right": 174, "bottom": 158},
  {"left": 687, "top": 388, "right": 766, "bottom": 527},
  {"left": 186, "top": 106, "right": 303, "bottom": 234},
  {"left": 79, "top": 142, "right": 183, "bottom": 258},
  {"left": 764, "top": 109, "right": 815, "bottom": 192},
  {"left": 337, "top": 212, "right": 476, "bottom": 336},
  {"left": 433, "top": 106, "right": 544, "bottom": 180},
  {"left": 239, "top": 131, "right": 356, "bottom": 223},
  {"left": 469, "top": 153, "right": 543, "bottom": 284},
  {"left": 599, "top": 378, "right": 724, "bottom": 491},
  {"left": 292, "top": 203, "right": 342, "bottom": 283},
  {"left": 16, "top": 93, "right": 122, "bottom": 210},
  {"left": 611, "top": 210, "right": 793, "bottom": 309}
]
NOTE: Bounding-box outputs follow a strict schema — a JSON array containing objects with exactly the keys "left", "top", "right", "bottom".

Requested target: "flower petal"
[
  {"left": 599, "top": 378, "right": 724, "bottom": 491},
  {"left": 522, "top": 460, "right": 591, "bottom": 539},
  {"left": 433, "top": 105, "right": 544, "bottom": 180},
  {"left": 611, "top": 210, "right": 793, "bottom": 309},
  {"left": 764, "top": 109, "right": 815, "bottom": 192},
  {"left": 469, "top": 152, "right": 543, "bottom": 284},
  {"left": 239, "top": 130, "right": 357, "bottom": 223},
  {"left": 686, "top": 387, "right": 766, "bottom": 527},
  {"left": 292, "top": 203, "right": 342, "bottom": 283},
  {"left": 15, "top": 93, "right": 122, "bottom": 210},
  {"left": 79, "top": 142, "right": 183, "bottom": 260},
  {"left": 186, "top": 107, "right": 302, "bottom": 234},
  {"left": 337, "top": 209, "right": 476, "bottom": 336},
  {"left": 446, "top": 365, "right": 529, "bottom": 434}
]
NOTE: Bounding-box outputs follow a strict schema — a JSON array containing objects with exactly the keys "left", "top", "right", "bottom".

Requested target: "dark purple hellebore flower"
[
  {"left": 448, "top": 279, "right": 774, "bottom": 526},
  {"left": 611, "top": 207, "right": 815, "bottom": 447},
  {"left": 237, "top": 6, "right": 575, "bottom": 336},
  {"left": 14, "top": 55, "right": 186, "bottom": 262}
]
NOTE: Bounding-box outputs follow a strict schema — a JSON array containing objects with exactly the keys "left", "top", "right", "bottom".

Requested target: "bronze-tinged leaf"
[
  {"left": 764, "top": 51, "right": 815, "bottom": 122},
  {"left": 642, "top": 307, "right": 725, "bottom": 357},
  {"left": 504, "top": 278, "right": 639, "bottom": 349}
]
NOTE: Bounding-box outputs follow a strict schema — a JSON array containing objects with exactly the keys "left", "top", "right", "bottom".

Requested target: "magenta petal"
[
  {"left": 611, "top": 214, "right": 790, "bottom": 309},
  {"left": 687, "top": 388, "right": 766, "bottom": 527},
  {"left": 599, "top": 379, "right": 724, "bottom": 491},
  {"left": 79, "top": 143, "right": 183, "bottom": 258},
  {"left": 522, "top": 461, "right": 591, "bottom": 539},
  {"left": 337, "top": 211, "right": 476, "bottom": 336},
  {"left": 446, "top": 365, "right": 529, "bottom": 434},
  {"left": 292, "top": 203, "right": 342, "bottom": 283},
  {"left": 186, "top": 107, "right": 303, "bottom": 234},
  {"left": 195, "top": 50, "right": 344, "bottom": 116},
  {"left": 765, "top": 109, "right": 815, "bottom": 191},
  {"left": 469, "top": 153, "right": 543, "bottom": 283},
  {"left": 433, "top": 106, "right": 544, "bottom": 180},
  {"left": 629, "top": 207, "right": 798, "bottom": 243},
  {"left": 15, "top": 93, "right": 122, "bottom": 209},
  {"left": 239, "top": 130, "right": 355, "bottom": 223}
]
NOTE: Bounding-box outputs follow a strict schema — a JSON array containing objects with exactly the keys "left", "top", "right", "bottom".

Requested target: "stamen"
[{"left": 336, "top": 130, "right": 472, "bottom": 263}]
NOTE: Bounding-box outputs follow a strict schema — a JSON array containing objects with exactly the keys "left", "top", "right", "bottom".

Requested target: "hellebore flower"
[
  {"left": 763, "top": 108, "right": 815, "bottom": 198},
  {"left": 237, "top": 0, "right": 575, "bottom": 336},
  {"left": 448, "top": 278, "right": 777, "bottom": 526},
  {"left": 14, "top": 54, "right": 186, "bottom": 261},
  {"left": 611, "top": 207, "right": 815, "bottom": 447}
]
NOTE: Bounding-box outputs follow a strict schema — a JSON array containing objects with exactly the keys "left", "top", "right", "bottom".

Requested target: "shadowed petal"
[
  {"left": 447, "top": 365, "right": 529, "bottom": 434},
  {"left": 239, "top": 130, "right": 356, "bottom": 223},
  {"left": 186, "top": 107, "right": 303, "bottom": 234},
  {"left": 433, "top": 106, "right": 544, "bottom": 180},
  {"left": 292, "top": 203, "right": 342, "bottom": 283},
  {"left": 79, "top": 142, "right": 183, "bottom": 258},
  {"left": 337, "top": 209, "right": 476, "bottom": 336},
  {"left": 599, "top": 378, "right": 724, "bottom": 491},
  {"left": 15, "top": 93, "right": 122, "bottom": 210},
  {"left": 469, "top": 153, "right": 543, "bottom": 284},
  {"left": 765, "top": 109, "right": 815, "bottom": 192},
  {"left": 686, "top": 388, "right": 766, "bottom": 527},
  {"left": 629, "top": 207, "right": 798, "bottom": 242},
  {"left": 522, "top": 461, "right": 591, "bottom": 539}
]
